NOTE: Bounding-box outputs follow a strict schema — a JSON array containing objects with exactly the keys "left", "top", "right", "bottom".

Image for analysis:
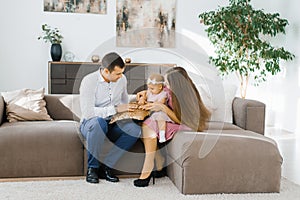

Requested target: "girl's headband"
[{"left": 147, "top": 78, "right": 165, "bottom": 85}]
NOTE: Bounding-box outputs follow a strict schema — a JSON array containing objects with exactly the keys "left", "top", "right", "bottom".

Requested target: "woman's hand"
[
  {"left": 139, "top": 102, "right": 166, "bottom": 112},
  {"left": 141, "top": 102, "right": 181, "bottom": 124}
]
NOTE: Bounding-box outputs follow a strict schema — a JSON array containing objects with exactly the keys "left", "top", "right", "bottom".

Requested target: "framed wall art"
[
  {"left": 116, "top": 0, "right": 176, "bottom": 48},
  {"left": 44, "top": 0, "right": 107, "bottom": 14}
]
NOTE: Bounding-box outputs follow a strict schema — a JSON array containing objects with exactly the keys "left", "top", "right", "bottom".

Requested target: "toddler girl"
[{"left": 137, "top": 73, "right": 172, "bottom": 143}]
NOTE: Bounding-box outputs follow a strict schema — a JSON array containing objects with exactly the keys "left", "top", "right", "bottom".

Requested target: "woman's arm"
[
  {"left": 140, "top": 102, "right": 180, "bottom": 124},
  {"left": 158, "top": 97, "right": 167, "bottom": 104},
  {"left": 162, "top": 103, "right": 180, "bottom": 124}
]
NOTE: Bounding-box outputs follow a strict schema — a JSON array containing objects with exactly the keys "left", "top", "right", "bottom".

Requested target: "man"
[{"left": 79, "top": 52, "right": 141, "bottom": 184}]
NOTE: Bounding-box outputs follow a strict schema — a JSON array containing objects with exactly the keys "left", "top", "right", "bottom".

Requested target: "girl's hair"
[{"left": 165, "top": 66, "right": 211, "bottom": 131}]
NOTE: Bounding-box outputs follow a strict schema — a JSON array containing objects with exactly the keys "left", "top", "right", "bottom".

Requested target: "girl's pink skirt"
[{"left": 143, "top": 118, "right": 191, "bottom": 141}]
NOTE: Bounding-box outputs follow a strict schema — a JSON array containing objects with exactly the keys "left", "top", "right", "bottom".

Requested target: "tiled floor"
[{"left": 265, "top": 127, "right": 300, "bottom": 185}]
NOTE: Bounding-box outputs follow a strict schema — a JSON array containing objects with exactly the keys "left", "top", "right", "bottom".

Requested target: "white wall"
[
  {"left": 249, "top": 0, "right": 300, "bottom": 133},
  {"left": 0, "top": 0, "right": 299, "bottom": 133}
]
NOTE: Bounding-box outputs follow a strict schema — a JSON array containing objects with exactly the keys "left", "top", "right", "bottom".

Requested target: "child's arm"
[{"left": 158, "top": 90, "right": 168, "bottom": 104}]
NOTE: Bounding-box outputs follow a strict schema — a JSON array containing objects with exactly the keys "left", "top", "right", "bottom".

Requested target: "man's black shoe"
[
  {"left": 86, "top": 168, "right": 99, "bottom": 184},
  {"left": 103, "top": 166, "right": 119, "bottom": 182},
  {"left": 97, "top": 166, "right": 105, "bottom": 179}
]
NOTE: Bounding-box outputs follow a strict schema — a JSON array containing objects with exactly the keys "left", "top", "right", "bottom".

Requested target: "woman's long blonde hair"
[{"left": 165, "top": 67, "right": 211, "bottom": 131}]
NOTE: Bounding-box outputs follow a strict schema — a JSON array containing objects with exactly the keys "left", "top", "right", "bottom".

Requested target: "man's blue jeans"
[{"left": 80, "top": 117, "right": 141, "bottom": 169}]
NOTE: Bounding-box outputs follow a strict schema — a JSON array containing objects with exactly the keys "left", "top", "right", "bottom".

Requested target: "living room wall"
[{"left": 0, "top": 0, "right": 299, "bottom": 133}]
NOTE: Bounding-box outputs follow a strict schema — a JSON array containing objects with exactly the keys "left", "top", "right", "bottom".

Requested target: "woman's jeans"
[{"left": 80, "top": 117, "right": 141, "bottom": 169}]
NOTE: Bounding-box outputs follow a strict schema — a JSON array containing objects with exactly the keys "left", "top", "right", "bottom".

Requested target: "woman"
[{"left": 133, "top": 66, "right": 211, "bottom": 187}]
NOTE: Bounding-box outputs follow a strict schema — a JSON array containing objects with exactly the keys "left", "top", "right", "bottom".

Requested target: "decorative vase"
[
  {"left": 50, "top": 43, "right": 62, "bottom": 61},
  {"left": 64, "top": 51, "right": 75, "bottom": 62},
  {"left": 125, "top": 58, "right": 131, "bottom": 63},
  {"left": 91, "top": 55, "right": 100, "bottom": 63}
]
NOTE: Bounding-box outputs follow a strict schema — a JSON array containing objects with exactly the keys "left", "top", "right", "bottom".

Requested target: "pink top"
[
  {"left": 146, "top": 89, "right": 167, "bottom": 103},
  {"left": 147, "top": 88, "right": 172, "bottom": 122}
]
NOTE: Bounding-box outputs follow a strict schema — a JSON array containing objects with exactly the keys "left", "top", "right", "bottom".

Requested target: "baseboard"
[{"left": 0, "top": 174, "right": 139, "bottom": 183}]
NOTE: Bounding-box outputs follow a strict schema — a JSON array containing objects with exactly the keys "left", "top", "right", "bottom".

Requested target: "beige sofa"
[{"left": 0, "top": 94, "right": 282, "bottom": 194}]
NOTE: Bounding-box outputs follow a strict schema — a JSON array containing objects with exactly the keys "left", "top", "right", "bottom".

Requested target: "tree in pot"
[
  {"left": 38, "top": 24, "right": 64, "bottom": 61},
  {"left": 199, "top": 0, "right": 295, "bottom": 98}
]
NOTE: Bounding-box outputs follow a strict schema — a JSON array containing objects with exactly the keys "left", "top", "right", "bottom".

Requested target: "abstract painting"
[
  {"left": 116, "top": 0, "right": 176, "bottom": 48},
  {"left": 44, "top": 0, "right": 107, "bottom": 14}
]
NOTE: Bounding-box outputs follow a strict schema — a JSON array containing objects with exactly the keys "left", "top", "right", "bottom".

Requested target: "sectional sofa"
[{"left": 0, "top": 93, "right": 282, "bottom": 194}]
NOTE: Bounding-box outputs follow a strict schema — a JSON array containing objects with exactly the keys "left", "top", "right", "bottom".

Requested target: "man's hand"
[
  {"left": 137, "top": 96, "right": 146, "bottom": 105},
  {"left": 136, "top": 90, "right": 147, "bottom": 102},
  {"left": 116, "top": 103, "right": 138, "bottom": 113}
]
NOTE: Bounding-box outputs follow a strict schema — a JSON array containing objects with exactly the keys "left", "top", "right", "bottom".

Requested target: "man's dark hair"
[{"left": 101, "top": 52, "right": 125, "bottom": 72}]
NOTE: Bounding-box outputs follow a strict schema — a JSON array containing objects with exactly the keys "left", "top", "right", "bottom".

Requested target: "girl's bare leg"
[{"left": 157, "top": 120, "right": 166, "bottom": 143}]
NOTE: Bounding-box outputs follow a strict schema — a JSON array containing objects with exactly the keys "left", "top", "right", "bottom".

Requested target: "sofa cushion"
[
  {"left": 1, "top": 88, "right": 52, "bottom": 122},
  {"left": 206, "top": 121, "right": 242, "bottom": 131},
  {"left": 0, "top": 96, "right": 4, "bottom": 125},
  {"left": 188, "top": 71, "right": 237, "bottom": 123},
  {"left": 196, "top": 83, "right": 237, "bottom": 123},
  {"left": 167, "top": 130, "right": 282, "bottom": 194},
  {"left": 167, "top": 129, "right": 279, "bottom": 168},
  {"left": 44, "top": 95, "right": 81, "bottom": 121},
  {"left": 0, "top": 120, "right": 83, "bottom": 178}
]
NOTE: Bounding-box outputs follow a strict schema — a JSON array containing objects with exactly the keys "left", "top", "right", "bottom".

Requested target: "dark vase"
[{"left": 50, "top": 43, "right": 62, "bottom": 61}]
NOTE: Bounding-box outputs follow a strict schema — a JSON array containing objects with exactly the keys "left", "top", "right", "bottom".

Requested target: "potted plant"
[
  {"left": 38, "top": 24, "right": 63, "bottom": 61},
  {"left": 199, "top": 0, "right": 295, "bottom": 98}
]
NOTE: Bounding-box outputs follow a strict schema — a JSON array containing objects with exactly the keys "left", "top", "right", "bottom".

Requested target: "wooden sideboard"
[
  {"left": 48, "top": 62, "right": 100, "bottom": 94},
  {"left": 48, "top": 61, "right": 176, "bottom": 94},
  {"left": 123, "top": 63, "right": 175, "bottom": 94}
]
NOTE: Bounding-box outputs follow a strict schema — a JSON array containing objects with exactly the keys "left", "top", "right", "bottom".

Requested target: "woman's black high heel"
[
  {"left": 133, "top": 172, "right": 155, "bottom": 187},
  {"left": 153, "top": 166, "right": 167, "bottom": 178}
]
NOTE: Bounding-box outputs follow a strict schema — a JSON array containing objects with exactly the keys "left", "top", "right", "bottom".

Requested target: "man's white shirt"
[{"left": 79, "top": 70, "right": 129, "bottom": 120}]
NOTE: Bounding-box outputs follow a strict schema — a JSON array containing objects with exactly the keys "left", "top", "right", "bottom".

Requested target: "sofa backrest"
[
  {"left": 0, "top": 96, "right": 5, "bottom": 125},
  {"left": 44, "top": 95, "right": 81, "bottom": 122}
]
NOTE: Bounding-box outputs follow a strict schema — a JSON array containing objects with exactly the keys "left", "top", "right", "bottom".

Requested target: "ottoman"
[{"left": 166, "top": 130, "right": 283, "bottom": 194}]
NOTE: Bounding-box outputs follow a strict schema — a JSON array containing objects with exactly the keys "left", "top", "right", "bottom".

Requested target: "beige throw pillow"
[{"left": 1, "top": 88, "right": 53, "bottom": 122}]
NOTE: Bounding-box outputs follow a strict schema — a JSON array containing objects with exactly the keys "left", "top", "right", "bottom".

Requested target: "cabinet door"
[
  {"left": 124, "top": 65, "right": 146, "bottom": 94},
  {"left": 124, "top": 63, "right": 175, "bottom": 94},
  {"left": 49, "top": 62, "right": 100, "bottom": 94}
]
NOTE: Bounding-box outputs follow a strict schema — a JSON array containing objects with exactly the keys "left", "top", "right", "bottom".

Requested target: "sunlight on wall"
[
  {"left": 297, "top": 67, "right": 300, "bottom": 135},
  {"left": 277, "top": 65, "right": 287, "bottom": 79},
  {"left": 271, "top": 94, "right": 286, "bottom": 129},
  {"left": 178, "top": 29, "right": 220, "bottom": 82},
  {"left": 297, "top": 98, "right": 300, "bottom": 136},
  {"left": 180, "top": 29, "right": 215, "bottom": 56},
  {"left": 299, "top": 66, "right": 300, "bottom": 88}
]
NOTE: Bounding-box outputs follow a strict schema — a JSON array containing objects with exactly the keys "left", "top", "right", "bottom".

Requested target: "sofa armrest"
[
  {"left": 232, "top": 97, "right": 266, "bottom": 135},
  {"left": 0, "top": 96, "right": 4, "bottom": 126}
]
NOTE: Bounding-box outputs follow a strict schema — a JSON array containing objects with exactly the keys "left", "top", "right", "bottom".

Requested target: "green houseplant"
[
  {"left": 38, "top": 24, "right": 63, "bottom": 44},
  {"left": 38, "top": 24, "right": 63, "bottom": 61},
  {"left": 199, "top": 0, "right": 294, "bottom": 98}
]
